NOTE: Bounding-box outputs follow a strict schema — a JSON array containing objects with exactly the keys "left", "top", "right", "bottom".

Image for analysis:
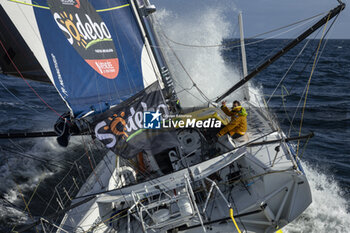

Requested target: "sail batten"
[{"left": 1, "top": 0, "right": 160, "bottom": 117}]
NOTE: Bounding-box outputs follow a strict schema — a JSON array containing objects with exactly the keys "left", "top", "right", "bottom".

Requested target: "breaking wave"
[
  {"left": 153, "top": 2, "right": 244, "bottom": 107},
  {"left": 0, "top": 136, "right": 86, "bottom": 228},
  {"left": 284, "top": 162, "right": 350, "bottom": 233}
]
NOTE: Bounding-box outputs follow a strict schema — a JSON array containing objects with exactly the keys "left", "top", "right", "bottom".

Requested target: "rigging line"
[
  {"left": 8, "top": 138, "right": 26, "bottom": 152},
  {"left": 0, "top": 146, "right": 67, "bottom": 169},
  {"left": 0, "top": 40, "right": 63, "bottom": 118},
  {"left": 287, "top": 45, "right": 324, "bottom": 137},
  {"left": 288, "top": 15, "right": 338, "bottom": 137},
  {"left": 267, "top": 39, "right": 311, "bottom": 104},
  {"left": 152, "top": 15, "right": 223, "bottom": 104},
  {"left": 8, "top": 0, "right": 49, "bottom": 9},
  {"left": 176, "top": 84, "right": 195, "bottom": 94},
  {"left": 25, "top": 176, "right": 44, "bottom": 212},
  {"left": 161, "top": 35, "right": 211, "bottom": 103},
  {"left": 6, "top": 137, "right": 74, "bottom": 167},
  {"left": 81, "top": 136, "right": 104, "bottom": 188},
  {"left": 157, "top": 11, "right": 325, "bottom": 48},
  {"left": 90, "top": 139, "right": 118, "bottom": 184},
  {"left": 96, "top": 3, "right": 130, "bottom": 12},
  {"left": 295, "top": 13, "right": 331, "bottom": 159},
  {"left": 298, "top": 134, "right": 312, "bottom": 160},
  {"left": 273, "top": 34, "right": 323, "bottom": 137},
  {"left": 264, "top": 21, "right": 323, "bottom": 135},
  {"left": 8, "top": 0, "right": 130, "bottom": 12},
  {"left": 286, "top": 25, "right": 325, "bottom": 96},
  {"left": 9, "top": 170, "right": 40, "bottom": 233},
  {"left": 151, "top": 15, "right": 318, "bottom": 53},
  {"left": 248, "top": 16, "right": 320, "bottom": 74},
  {"left": 280, "top": 85, "right": 297, "bottom": 133},
  {"left": 288, "top": 56, "right": 326, "bottom": 137},
  {"left": 0, "top": 79, "right": 42, "bottom": 114},
  {"left": 81, "top": 143, "right": 129, "bottom": 207},
  {"left": 228, "top": 17, "right": 320, "bottom": 50},
  {"left": 171, "top": 78, "right": 206, "bottom": 104}
]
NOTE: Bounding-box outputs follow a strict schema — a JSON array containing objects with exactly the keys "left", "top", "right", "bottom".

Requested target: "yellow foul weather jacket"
[{"left": 218, "top": 105, "right": 248, "bottom": 137}]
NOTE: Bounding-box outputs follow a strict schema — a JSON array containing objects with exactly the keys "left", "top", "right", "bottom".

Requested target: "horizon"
[
  {"left": 152, "top": 0, "right": 350, "bottom": 40},
  {"left": 226, "top": 37, "right": 350, "bottom": 40}
]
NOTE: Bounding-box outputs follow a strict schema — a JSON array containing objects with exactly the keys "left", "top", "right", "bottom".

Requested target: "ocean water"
[
  {"left": 0, "top": 7, "right": 350, "bottom": 233},
  {"left": 224, "top": 38, "right": 350, "bottom": 232},
  {"left": 0, "top": 39, "right": 349, "bottom": 232}
]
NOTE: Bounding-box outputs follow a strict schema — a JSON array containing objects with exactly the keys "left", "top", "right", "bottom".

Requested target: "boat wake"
[{"left": 284, "top": 162, "right": 350, "bottom": 233}]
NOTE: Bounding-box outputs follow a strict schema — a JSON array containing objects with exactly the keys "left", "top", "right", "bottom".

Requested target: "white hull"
[{"left": 56, "top": 97, "right": 312, "bottom": 233}]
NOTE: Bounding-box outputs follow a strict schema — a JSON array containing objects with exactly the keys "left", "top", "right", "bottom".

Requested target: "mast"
[
  {"left": 132, "top": 0, "right": 179, "bottom": 112},
  {"left": 238, "top": 12, "right": 250, "bottom": 101},
  {"left": 129, "top": 0, "right": 162, "bottom": 86},
  {"left": 215, "top": 2, "right": 345, "bottom": 103},
  {"left": 239, "top": 12, "right": 248, "bottom": 78}
]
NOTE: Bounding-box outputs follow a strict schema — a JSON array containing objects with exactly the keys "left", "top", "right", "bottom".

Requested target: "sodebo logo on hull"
[
  {"left": 95, "top": 103, "right": 169, "bottom": 148},
  {"left": 48, "top": 0, "right": 119, "bottom": 79}
]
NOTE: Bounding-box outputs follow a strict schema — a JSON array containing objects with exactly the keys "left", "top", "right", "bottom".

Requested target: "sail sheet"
[{"left": 1, "top": 0, "right": 159, "bottom": 117}]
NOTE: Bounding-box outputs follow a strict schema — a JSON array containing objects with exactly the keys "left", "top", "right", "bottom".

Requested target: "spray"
[{"left": 153, "top": 4, "right": 244, "bottom": 107}]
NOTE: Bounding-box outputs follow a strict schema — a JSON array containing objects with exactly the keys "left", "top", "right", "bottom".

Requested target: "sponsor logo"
[
  {"left": 143, "top": 113, "right": 222, "bottom": 129},
  {"left": 143, "top": 111, "right": 162, "bottom": 129},
  {"left": 48, "top": 0, "right": 119, "bottom": 79},
  {"left": 162, "top": 117, "right": 222, "bottom": 129},
  {"left": 104, "top": 112, "right": 129, "bottom": 139},
  {"left": 95, "top": 103, "right": 169, "bottom": 148},
  {"left": 95, "top": 108, "right": 222, "bottom": 149},
  {"left": 51, "top": 54, "right": 68, "bottom": 96},
  {"left": 60, "top": 0, "right": 79, "bottom": 7}
]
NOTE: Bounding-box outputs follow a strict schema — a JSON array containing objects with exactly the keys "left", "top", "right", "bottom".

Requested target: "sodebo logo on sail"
[
  {"left": 53, "top": 12, "right": 112, "bottom": 46},
  {"left": 48, "top": 0, "right": 119, "bottom": 79}
]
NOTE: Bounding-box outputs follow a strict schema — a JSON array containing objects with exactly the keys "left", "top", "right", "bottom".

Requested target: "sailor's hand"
[
  {"left": 210, "top": 102, "right": 219, "bottom": 107},
  {"left": 222, "top": 101, "right": 227, "bottom": 106}
]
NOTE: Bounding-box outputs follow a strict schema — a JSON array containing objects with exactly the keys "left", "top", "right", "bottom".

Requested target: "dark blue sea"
[
  {"left": 0, "top": 39, "right": 349, "bottom": 232},
  {"left": 223, "top": 38, "right": 350, "bottom": 193}
]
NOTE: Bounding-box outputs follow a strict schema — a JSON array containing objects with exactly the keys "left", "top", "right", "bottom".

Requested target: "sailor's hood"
[{"left": 233, "top": 106, "right": 248, "bottom": 117}]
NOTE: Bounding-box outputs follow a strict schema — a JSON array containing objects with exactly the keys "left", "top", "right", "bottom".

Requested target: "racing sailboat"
[{"left": 0, "top": 0, "right": 346, "bottom": 232}]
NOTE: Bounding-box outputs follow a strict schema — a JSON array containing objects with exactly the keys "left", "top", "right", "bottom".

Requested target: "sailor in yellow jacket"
[{"left": 217, "top": 100, "right": 248, "bottom": 139}]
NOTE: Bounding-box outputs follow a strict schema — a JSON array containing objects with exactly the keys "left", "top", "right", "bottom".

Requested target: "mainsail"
[{"left": 1, "top": 0, "right": 160, "bottom": 117}]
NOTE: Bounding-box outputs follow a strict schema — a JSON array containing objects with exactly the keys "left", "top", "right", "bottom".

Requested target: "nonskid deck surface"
[{"left": 57, "top": 105, "right": 311, "bottom": 233}]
